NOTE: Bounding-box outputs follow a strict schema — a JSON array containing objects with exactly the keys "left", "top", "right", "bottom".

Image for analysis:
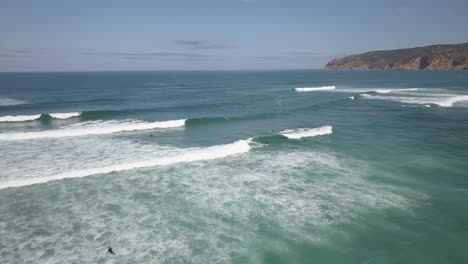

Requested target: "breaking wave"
[
  {"left": 372, "top": 88, "right": 419, "bottom": 94},
  {"left": 0, "top": 112, "right": 82, "bottom": 123},
  {"left": 0, "top": 139, "right": 253, "bottom": 189},
  {"left": 49, "top": 112, "right": 82, "bottom": 119},
  {"left": 0, "top": 114, "right": 41, "bottom": 122},
  {"left": 280, "top": 126, "right": 333, "bottom": 139},
  {"left": 361, "top": 93, "right": 468, "bottom": 107},
  {"left": 295, "top": 86, "right": 335, "bottom": 92},
  {"left": 0, "top": 119, "right": 187, "bottom": 140}
]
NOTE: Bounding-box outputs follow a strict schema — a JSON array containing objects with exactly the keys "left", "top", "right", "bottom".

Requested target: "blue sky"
[{"left": 1, "top": 0, "right": 467, "bottom": 71}]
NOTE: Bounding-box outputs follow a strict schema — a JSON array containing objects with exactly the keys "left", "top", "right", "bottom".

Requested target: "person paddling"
[{"left": 108, "top": 246, "right": 115, "bottom": 255}]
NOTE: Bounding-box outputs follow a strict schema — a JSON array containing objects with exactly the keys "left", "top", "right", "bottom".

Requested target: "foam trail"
[
  {"left": 49, "top": 112, "right": 82, "bottom": 119},
  {"left": 280, "top": 126, "right": 332, "bottom": 139},
  {"left": 0, "top": 98, "right": 29, "bottom": 106},
  {"left": 437, "top": 95, "right": 468, "bottom": 107},
  {"left": 361, "top": 94, "right": 468, "bottom": 107},
  {"left": 0, "top": 139, "right": 253, "bottom": 189},
  {"left": 0, "top": 119, "right": 187, "bottom": 141},
  {"left": 295, "top": 86, "right": 335, "bottom": 92},
  {"left": 0, "top": 114, "right": 41, "bottom": 122},
  {"left": 373, "top": 88, "right": 419, "bottom": 94}
]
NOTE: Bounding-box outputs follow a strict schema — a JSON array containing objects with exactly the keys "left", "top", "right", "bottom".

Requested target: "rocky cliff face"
[{"left": 325, "top": 43, "right": 468, "bottom": 70}]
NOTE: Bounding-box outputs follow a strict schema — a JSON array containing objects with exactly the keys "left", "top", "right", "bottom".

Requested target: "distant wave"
[
  {"left": 0, "top": 112, "right": 82, "bottom": 123},
  {"left": 0, "top": 114, "right": 42, "bottom": 122},
  {"left": 372, "top": 88, "right": 419, "bottom": 94},
  {"left": 361, "top": 93, "right": 468, "bottom": 107},
  {"left": 0, "top": 98, "right": 29, "bottom": 106},
  {"left": 317, "top": 87, "right": 421, "bottom": 94},
  {"left": 295, "top": 86, "right": 335, "bottom": 92},
  {"left": 252, "top": 126, "right": 333, "bottom": 144},
  {"left": 0, "top": 119, "right": 187, "bottom": 141},
  {"left": 49, "top": 112, "right": 82, "bottom": 119},
  {"left": 280, "top": 126, "right": 332, "bottom": 139},
  {"left": 0, "top": 139, "right": 253, "bottom": 189}
]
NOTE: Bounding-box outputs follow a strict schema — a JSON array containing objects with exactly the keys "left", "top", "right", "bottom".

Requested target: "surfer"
[{"left": 108, "top": 247, "right": 115, "bottom": 255}]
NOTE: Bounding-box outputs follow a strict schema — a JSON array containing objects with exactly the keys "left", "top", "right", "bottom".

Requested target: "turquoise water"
[{"left": 0, "top": 70, "right": 467, "bottom": 263}]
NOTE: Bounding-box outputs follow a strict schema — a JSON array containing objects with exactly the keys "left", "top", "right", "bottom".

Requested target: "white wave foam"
[
  {"left": 0, "top": 98, "right": 29, "bottom": 106},
  {"left": 373, "top": 88, "right": 419, "bottom": 94},
  {"left": 0, "top": 114, "right": 41, "bottom": 122},
  {"left": 49, "top": 112, "right": 82, "bottom": 119},
  {"left": 280, "top": 126, "right": 332, "bottom": 139},
  {"left": 295, "top": 86, "right": 335, "bottom": 92},
  {"left": 0, "top": 119, "right": 187, "bottom": 141},
  {"left": 349, "top": 96, "right": 355, "bottom": 100},
  {"left": 361, "top": 93, "right": 468, "bottom": 107},
  {"left": 0, "top": 112, "right": 81, "bottom": 123},
  {"left": 0, "top": 139, "right": 252, "bottom": 189}
]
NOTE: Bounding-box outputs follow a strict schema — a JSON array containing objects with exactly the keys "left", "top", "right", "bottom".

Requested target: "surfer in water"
[{"left": 108, "top": 247, "right": 115, "bottom": 255}]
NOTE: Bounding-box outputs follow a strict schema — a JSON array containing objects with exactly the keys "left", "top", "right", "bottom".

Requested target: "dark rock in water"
[{"left": 325, "top": 42, "right": 468, "bottom": 70}]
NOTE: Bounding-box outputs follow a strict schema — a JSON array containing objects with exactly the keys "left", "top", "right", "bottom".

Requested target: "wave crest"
[
  {"left": 0, "top": 112, "right": 82, "bottom": 123},
  {"left": 295, "top": 86, "right": 335, "bottom": 92},
  {"left": 0, "top": 139, "right": 252, "bottom": 189},
  {"left": 49, "top": 112, "right": 82, "bottom": 119},
  {"left": 361, "top": 93, "right": 468, "bottom": 107},
  {"left": 0, "top": 119, "right": 187, "bottom": 141},
  {"left": 0, "top": 114, "right": 41, "bottom": 122},
  {"left": 280, "top": 126, "right": 332, "bottom": 139}
]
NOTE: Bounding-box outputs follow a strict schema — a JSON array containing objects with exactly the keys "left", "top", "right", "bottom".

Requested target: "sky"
[{"left": 0, "top": 0, "right": 467, "bottom": 71}]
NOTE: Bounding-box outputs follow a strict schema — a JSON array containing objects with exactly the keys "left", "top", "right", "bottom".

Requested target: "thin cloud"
[
  {"left": 174, "top": 40, "right": 233, "bottom": 50},
  {"left": 85, "top": 51, "right": 208, "bottom": 59},
  {"left": 175, "top": 40, "right": 203, "bottom": 46},
  {"left": 286, "top": 51, "right": 345, "bottom": 59},
  {"left": 15, "top": 49, "right": 34, "bottom": 54},
  {"left": 0, "top": 54, "right": 30, "bottom": 58}
]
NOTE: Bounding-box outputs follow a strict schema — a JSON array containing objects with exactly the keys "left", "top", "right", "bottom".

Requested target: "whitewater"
[
  {"left": 0, "top": 139, "right": 253, "bottom": 189},
  {"left": 0, "top": 119, "right": 187, "bottom": 140}
]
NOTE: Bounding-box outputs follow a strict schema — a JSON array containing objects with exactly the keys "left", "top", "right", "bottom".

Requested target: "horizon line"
[{"left": 0, "top": 68, "right": 325, "bottom": 74}]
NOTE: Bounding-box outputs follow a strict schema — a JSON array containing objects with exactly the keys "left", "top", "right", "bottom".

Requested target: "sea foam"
[
  {"left": 0, "top": 114, "right": 41, "bottom": 122},
  {"left": 0, "top": 98, "right": 29, "bottom": 106},
  {"left": 361, "top": 93, "right": 468, "bottom": 107},
  {"left": 295, "top": 86, "right": 335, "bottom": 92},
  {"left": 373, "top": 88, "right": 419, "bottom": 94},
  {"left": 280, "top": 126, "right": 332, "bottom": 139},
  {"left": 0, "top": 119, "right": 187, "bottom": 140},
  {"left": 48, "top": 112, "right": 82, "bottom": 119},
  {"left": 0, "top": 112, "right": 82, "bottom": 123},
  {"left": 0, "top": 139, "right": 252, "bottom": 189}
]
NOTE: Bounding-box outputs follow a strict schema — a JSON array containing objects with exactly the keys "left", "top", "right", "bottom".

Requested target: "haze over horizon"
[{"left": 1, "top": 0, "right": 467, "bottom": 72}]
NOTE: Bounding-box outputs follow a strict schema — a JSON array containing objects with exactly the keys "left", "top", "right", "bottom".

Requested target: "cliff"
[{"left": 325, "top": 42, "right": 468, "bottom": 70}]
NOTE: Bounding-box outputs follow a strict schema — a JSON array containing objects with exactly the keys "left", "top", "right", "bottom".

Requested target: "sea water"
[{"left": 0, "top": 70, "right": 467, "bottom": 263}]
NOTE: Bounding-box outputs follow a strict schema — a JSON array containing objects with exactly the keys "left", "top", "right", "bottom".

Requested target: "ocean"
[{"left": 0, "top": 70, "right": 467, "bottom": 263}]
